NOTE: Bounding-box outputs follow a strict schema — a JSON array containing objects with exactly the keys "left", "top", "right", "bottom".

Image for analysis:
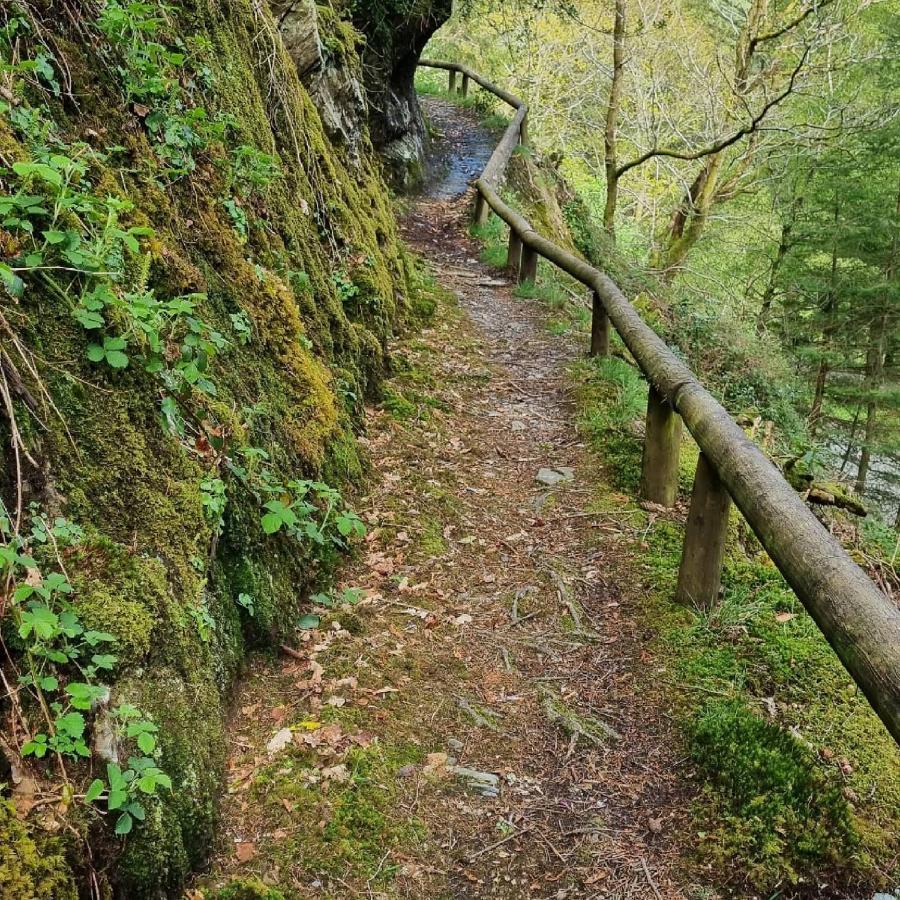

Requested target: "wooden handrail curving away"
[{"left": 417, "top": 59, "right": 900, "bottom": 746}]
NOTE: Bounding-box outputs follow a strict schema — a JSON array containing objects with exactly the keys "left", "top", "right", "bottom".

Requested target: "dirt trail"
[{"left": 199, "top": 100, "right": 698, "bottom": 899}]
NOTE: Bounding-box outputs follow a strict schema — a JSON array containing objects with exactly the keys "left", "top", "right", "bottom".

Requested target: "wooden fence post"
[
  {"left": 449, "top": 70, "right": 457, "bottom": 94},
  {"left": 519, "top": 246, "right": 538, "bottom": 284},
  {"left": 676, "top": 453, "right": 732, "bottom": 609},
  {"left": 520, "top": 113, "right": 529, "bottom": 147},
  {"left": 507, "top": 231, "right": 522, "bottom": 276},
  {"left": 590, "top": 290, "right": 609, "bottom": 358},
  {"left": 461, "top": 74, "right": 470, "bottom": 97},
  {"left": 473, "top": 192, "right": 489, "bottom": 227},
  {"left": 640, "top": 386, "right": 682, "bottom": 506}
]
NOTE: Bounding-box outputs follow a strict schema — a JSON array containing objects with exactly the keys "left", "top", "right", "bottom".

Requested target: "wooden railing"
[{"left": 418, "top": 59, "right": 900, "bottom": 745}]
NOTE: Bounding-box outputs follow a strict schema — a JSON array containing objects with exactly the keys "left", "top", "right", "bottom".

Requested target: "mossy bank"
[{"left": 0, "top": 0, "right": 436, "bottom": 896}]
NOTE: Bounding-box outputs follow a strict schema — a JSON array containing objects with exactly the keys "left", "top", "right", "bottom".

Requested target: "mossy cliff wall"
[
  {"left": 349, "top": 0, "right": 453, "bottom": 186},
  {"left": 0, "top": 0, "right": 426, "bottom": 896}
]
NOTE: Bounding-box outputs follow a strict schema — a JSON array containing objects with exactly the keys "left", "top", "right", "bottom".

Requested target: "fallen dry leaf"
[
  {"left": 266, "top": 728, "right": 293, "bottom": 756},
  {"left": 235, "top": 841, "right": 257, "bottom": 863}
]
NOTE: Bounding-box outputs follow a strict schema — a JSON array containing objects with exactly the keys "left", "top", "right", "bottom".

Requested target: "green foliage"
[
  {"left": 691, "top": 700, "right": 857, "bottom": 889},
  {"left": 309, "top": 586, "right": 364, "bottom": 608},
  {"left": 332, "top": 268, "right": 360, "bottom": 304},
  {"left": 86, "top": 749, "right": 173, "bottom": 836},
  {"left": 1, "top": 502, "right": 172, "bottom": 836},
  {"left": 96, "top": 0, "right": 223, "bottom": 177}
]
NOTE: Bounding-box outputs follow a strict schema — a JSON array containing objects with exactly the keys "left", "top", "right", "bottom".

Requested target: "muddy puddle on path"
[{"left": 421, "top": 96, "right": 496, "bottom": 200}]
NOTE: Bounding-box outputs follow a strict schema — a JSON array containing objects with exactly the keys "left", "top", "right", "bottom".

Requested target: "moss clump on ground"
[
  {"left": 691, "top": 700, "right": 858, "bottom": 890},
  {"left": 247, "top": 740, "right": 427, "bottom": 885},
  {"left": 204, "top": 878, "right": 285, "bottom": 900}
]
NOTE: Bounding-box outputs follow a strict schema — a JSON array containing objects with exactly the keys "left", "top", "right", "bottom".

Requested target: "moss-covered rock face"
[
  {"left": 0, "top": 0, "right": 425, "bottom": 896},
  {"left": 348, "top": 0, "right": 453, "bottom": 186},
  {"left": 0, "top": 802, "right": 78, "bottom": 900}
]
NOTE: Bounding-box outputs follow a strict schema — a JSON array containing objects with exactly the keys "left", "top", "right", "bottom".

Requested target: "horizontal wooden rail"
[{"left": 417, "top": 59, "right": 900, "bottom": 745}]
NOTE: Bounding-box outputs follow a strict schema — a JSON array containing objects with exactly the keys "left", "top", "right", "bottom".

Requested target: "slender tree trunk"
[
  {"left": 809, "top": 201, "right": 840, "bottom": 437},
  {"left": 656, "top": 152, "right": 724, "bottom": 277},
  {"left": 840, "top": 405, "right": 861, "bottom": 474},
  {"left": 603, "top": 0, "right": 626, "bottom": 238},
  {"left": 757, "top": 191, "right": 803, "bottom": 335},
  {"left": 808, "top": 361, "right": 829, "bottom": 437},
  {"left": 654, "top": 0, "right": 763, "bottom": 276},
  {"left": 856, "top": 316, "right": 887, "bottom": 496},
  {"left": 858, "top": 181, "right": 900, "bottom": 495}
]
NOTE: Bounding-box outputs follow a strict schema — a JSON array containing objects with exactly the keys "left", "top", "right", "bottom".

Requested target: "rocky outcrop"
[
  {"left": 272, "top": 0, "right": 367, "bottom": 165},
  {"left": 272, "top": 0, "right": 452, "bottom": 186},
  {"left": 351, "top": 0, "right": 453, "bottom": 187}
]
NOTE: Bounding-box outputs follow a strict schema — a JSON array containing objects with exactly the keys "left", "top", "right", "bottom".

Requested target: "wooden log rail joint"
[{"left": 417, "top": 58, "right": 900, "bottom": 746}]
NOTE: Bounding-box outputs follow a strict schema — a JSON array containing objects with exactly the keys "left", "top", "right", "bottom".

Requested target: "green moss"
[
  {"left": 417, "top": 518, "right": 447, "bottom": 557},
  {"left": 250, "top": 741, "right": 426, "bottom": 884},
  {"left": 115, "top": 671, "right": 227, "bottom": 897},
  {"left": 205, "top": 878, "right": 286, "bottom": 900},
  {"left": 1, "top": 0, "right": 428, "bottom": 893},
  {"left": 691, "top": 700, "right": 858, "bottom": 890},
  {"left": 65, "top": 539, "right": 164, "bottom": 666},
  {"left": 0, "top": 801, "right": 77, "bottom": 900}
]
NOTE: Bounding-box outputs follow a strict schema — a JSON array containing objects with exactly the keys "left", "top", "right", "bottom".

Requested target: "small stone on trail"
[
  {"left": 447, "top": 738, "right": 464, "bottom": 752},
  {"left": 535, "top": 466, "right": 575, "bottom": 486},
  {"left": 511, "top": 420, "right": 526, "bottom": 431},
  {"left": 451, "top": 766, "right": 501, "bottom": 798}
]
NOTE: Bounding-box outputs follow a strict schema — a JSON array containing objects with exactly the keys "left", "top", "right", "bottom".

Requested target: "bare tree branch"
[{"left": 615, "top": 46, "right": 810, "bottom": 179}]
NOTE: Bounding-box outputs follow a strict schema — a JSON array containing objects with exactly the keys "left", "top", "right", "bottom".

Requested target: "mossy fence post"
[
  {"left": 640, "top": 386, "right": 682, "bottom": 506},
  {"left": 676, "top": 453, "right": 732, "bottom": 608},
  {"left": 474, "top": 192, "right": 489, "bottom": 226},
  {"left": 449, "top": 70, "right": 457, "bottom": 93},
  {"left": 590, "top": 290, "right": 610, "bottom": 357},
  {"left": 507, "top": 231, "right": 523, "bottom": 276},
  {"left": 520, "top": 245, "right": 539, "bottom": 284},
  {"left": 461, "top": 74, "right": 470, "bottom": 97}
]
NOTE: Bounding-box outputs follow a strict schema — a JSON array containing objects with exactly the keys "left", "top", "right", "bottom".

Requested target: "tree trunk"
[
  {"left": 655, "top": 152, "right": 724, "bottom": 276},
  {"left": 808, "top": 360, "right": 829, "bottom": 437},
  {"left": 840, "top": 405, "right": 861, "bottom": 474},
  {"left": 603, "top": 0, "right": 626, "bottom": 238},
  {"left": 756, "top": 195, "right": 802, "bottom": 335},
  {"left": 855, "top": 316, "right": 887, "bottom": 496},
  {"left": 809, "top": 200, "right": 840, "bottom": 436}
]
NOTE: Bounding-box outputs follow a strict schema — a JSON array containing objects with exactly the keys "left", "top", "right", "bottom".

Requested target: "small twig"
[
  {"left": 640, "top": 856, "right": 664, "bottom": 900},
  {"left": 467, "top": 826, "right": 531, "bottom": 860}
]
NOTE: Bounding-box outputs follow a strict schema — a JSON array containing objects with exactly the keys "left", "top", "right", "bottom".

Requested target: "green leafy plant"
[
  {"left": 331, "top": 269, "right": 359, "bottom": 304},
  {"left": 229, "top": 310, "right": 253, "bottom": 345},
  {"left": 200, "top": 476, "right": 227, "bottom": 533},
  {"left": 236, "top": 592, "right": 255, "bottom": 617},
  {"left": 1, "top": 503, "right": 170, "bottom": 836},
  {"left": 309, "top": 586, "right": 363, "bottom": 608},
  {"left": 84, "top": 703, "right": 172, "bottom": 835}
]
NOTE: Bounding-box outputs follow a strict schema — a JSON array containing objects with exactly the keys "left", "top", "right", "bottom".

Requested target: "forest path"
[{"left": 198, "top": 101, "right": 695, "bottom": 899}]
